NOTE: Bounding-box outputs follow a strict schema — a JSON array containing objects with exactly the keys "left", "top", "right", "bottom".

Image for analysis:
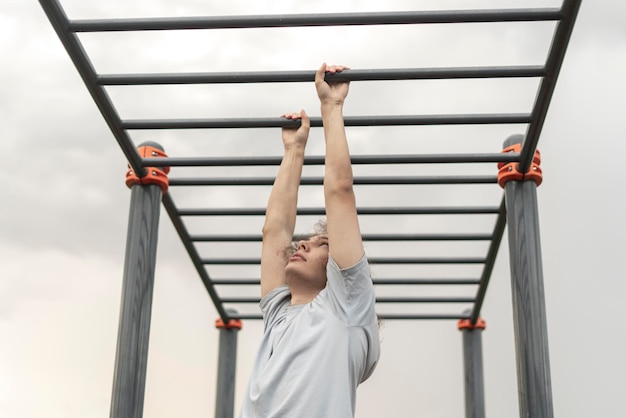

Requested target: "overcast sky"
[{"left": 1, "top": 1, "right": 625, "bottom": 417}]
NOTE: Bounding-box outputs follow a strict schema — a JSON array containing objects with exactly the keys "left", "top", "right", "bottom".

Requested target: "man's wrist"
[
  {"left": 320, "top": 101, "right": 344, "bottom": 116},
  {"left": 283, "top": 143, "right": 306, "bottom": 154}
]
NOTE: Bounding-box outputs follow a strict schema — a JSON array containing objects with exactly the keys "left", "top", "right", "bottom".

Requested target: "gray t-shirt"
[{"left": 240, "top": 255, "right": 380, "bottom": 418}]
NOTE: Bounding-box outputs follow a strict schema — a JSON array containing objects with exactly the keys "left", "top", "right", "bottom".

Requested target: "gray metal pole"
[
  {"left": 458, "top": 316, "right": 486, "bottom": 418},
  {"left": 110, "top": 143, "right": 168, "bottom": 418},
  {"left": 501, "top": 135, "right": 553, "bottom": 418},
  {"left": 215, "top": 313, "right": 242, "bottom": 418}
]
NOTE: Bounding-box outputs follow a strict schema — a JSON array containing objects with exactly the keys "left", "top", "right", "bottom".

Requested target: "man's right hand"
[{"left": 315, "top": 63, "right": 350, "bottom": 107}]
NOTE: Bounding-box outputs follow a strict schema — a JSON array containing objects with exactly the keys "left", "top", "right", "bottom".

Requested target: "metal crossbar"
[
  {"left": 39, "top": 0, "right": 581, "bottom": 325},
  {"left": 121, "top": 114, "right": 532, "bottom": 129},
  {"left": 144, "top": 153, "right": 521, "bottom": 167},
  {"left": 67, "top": 9, "right": 564, "bottom": 32},
  {"left": 99, "top": 66, "right": 546, "bottom": 85}
]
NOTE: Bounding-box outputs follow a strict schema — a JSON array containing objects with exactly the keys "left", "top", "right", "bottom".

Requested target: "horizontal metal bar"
[
  {"left": 200, "top": 258, "right": 270, "bottom": 265},
  {"left": 170, "top": 175, "right": 496, "bottom": 186},
  {"left": 383, "top": 296, "right": 473, "bottom": 303},
  {"left": 202, "top": 257, "right": 485, "bottom": 264},
  {"left": 228, "top": 313, "right": 470, "bottom": 320},
  {"left": 143, "top": 153, "right": 520, "bottom": 168},
  {"left": 210, "top": 278, "right": 481, "bottom": 285},
  {"left": 373, "top": 278, "right": 480, "bottom": 285},
  {"left": 221, "top": 296, "right": 475, "bottom": 304},
  {"left": 191, "top": 233, "right": 492, "bottom": 242},
  {"left": 99, "top": 66, "right": 545, "bottom": 85},
  {"left": 339, "top": 233, "right": 492, "bottom": 241},
  {"left": 192, "top": 235, "right": 261, "bottom": 242},
  {"left": 177, "top": 206, "right": 501, "bottom": 216},
  {"left": 377, "top": 313, "right": 470, "bottom": 320},
  {"left": 122, "top": 114, "right": 531, "bottom": 129},
  {"left": 210, "top": 279, "right": 261, "bottom": 286},
  {"left": 230, "top": 314, "right": 266, "bottom": 320},
  {"left": 219, "top": 297, "right": 266, "bottom": 304},
  {"left": 372, "top": 257, "right": 485, "bottom": 264},
  {"left": 69, "top": 9, "right": 562, "bottom": 32}
]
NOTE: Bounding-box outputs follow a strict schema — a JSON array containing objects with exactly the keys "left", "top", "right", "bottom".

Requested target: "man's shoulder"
[
  {"left": 327, "top": 254, "right": 369, "bottom": 276},
  {"left": 260, "top": 285, "right": 291, "bottom": 322}
]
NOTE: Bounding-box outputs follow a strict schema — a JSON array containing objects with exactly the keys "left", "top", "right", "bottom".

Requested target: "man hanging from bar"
[{"left": 240, "top": 64, "right": 380, "bottom": 418}]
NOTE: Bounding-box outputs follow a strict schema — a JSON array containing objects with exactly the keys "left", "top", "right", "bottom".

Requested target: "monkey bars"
[{"left": 39, "top": 0, "right": 581, "bottom": 417}]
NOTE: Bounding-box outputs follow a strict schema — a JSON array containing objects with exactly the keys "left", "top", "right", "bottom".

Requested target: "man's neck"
[{"left": 289, "top": 287, "right": 320, "bottom": 306}]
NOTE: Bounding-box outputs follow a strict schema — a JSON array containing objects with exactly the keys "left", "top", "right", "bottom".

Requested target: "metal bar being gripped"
[
  {"left": 122, "top": 114, "right": 531, "bottom": 130},
  {"left": 99, "top": 66, "right": 545, "bottom": 85}
]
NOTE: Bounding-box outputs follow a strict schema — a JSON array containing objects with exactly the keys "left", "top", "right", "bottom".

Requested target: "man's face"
[{"left": 285, "top": 234, "right": 329, "bottom": 289}]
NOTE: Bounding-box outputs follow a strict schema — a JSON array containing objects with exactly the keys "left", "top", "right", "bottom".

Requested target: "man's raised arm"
[
  {"left": 315, "top": 63, "right": 365, "bottom": 269},
  {"left": 260, "top": 111, "right": 310, "bottom": 298}
]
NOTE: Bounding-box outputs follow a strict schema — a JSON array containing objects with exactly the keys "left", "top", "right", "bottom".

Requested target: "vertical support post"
[
  {"left": 458, "top": 316, "right": 486, "bottom": 418},
  {"left": 110, "top": 143, "right": 169, "bottom": 418},
  {"left": 499, "top": 134, "right": 553, "bottom": 418},
  {"left": 215, "top": 314, "right": 242, "bottom": 418}
]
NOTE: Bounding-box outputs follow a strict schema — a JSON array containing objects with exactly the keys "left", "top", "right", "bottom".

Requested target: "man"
[{"left": 240, "top": 64, "right": 380, "bottom": 418}]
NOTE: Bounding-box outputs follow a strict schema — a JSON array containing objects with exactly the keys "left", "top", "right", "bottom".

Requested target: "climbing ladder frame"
[{"left": 39, "top": 0, "right": 581, "bottom": 417}]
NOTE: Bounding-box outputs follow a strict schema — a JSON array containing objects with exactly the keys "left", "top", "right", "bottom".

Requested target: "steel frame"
[{"left": 39, "top": 0, "right": 581, "bottom": 417}]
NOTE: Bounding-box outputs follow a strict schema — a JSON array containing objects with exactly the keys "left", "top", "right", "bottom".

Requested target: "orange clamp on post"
[
  {"left": 216, "top": 317, "right": 243, "bottom": 330},
  {"left": 458, "top": 317, "right": 486, "bottom": 331},
  {"left": 125, "top": 144, "right": 170, "bottom": 193},
  {"left": 497, "top": 143, "right": 542, "bottom": 188}
]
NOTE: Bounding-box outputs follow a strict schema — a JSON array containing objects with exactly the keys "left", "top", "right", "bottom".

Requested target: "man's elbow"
[
  {"left": 262, "top": 220, "right": 293, "bottom": 241},
  {"left": 324, "top": 176, "right": 355, "bottom": 198},
  {"left": 262, "top": 222, "right": 281, "bottom": 238}
]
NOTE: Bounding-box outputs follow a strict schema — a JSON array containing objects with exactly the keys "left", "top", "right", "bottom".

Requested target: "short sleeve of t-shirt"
[
  {"left": 260, "top": 286, "right": 291, "bottom": 331},
  {"left": 320, "top": 255, "right": 377, "bottom": 327}
]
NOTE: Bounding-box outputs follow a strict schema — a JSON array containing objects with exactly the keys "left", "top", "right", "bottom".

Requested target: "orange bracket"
[
  {"left": 458, "top": 317, "right": 486, "bottom": 331},
  {"left": 215, "top": 317, "right": 243, "bottom": 330},
  {"left": 125, "top": 145, "right": 170, "bottom": 193},
  {"left": 497, "top": 144, "right": 542, "bottom": 188}
]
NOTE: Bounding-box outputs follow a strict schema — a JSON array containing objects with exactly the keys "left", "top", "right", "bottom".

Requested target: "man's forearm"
[
  {"left": 263, "top": 146, "right": 306, "bottom": 237},
  {"left": 321, "top": 103, "right": 353, "bottom": 192},
  {"left": 320, "top": 96, "right": 364, "bottom": 269}
]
